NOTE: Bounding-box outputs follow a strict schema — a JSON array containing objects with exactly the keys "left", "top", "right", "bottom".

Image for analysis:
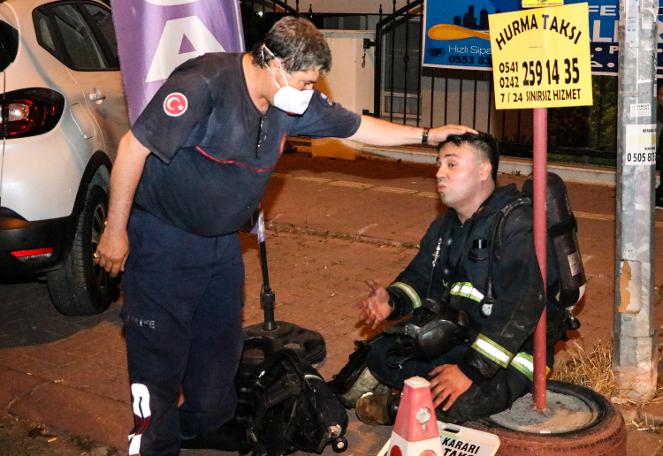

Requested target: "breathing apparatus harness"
[
  {"left": 329, "top": 179, "right": 584, "bottom": 407},
  {"left": 381, "top": 211, "right": 477, "bottom": 361},
  {"left": 382, "top": 190, "right": 580, "bottom": 361}
]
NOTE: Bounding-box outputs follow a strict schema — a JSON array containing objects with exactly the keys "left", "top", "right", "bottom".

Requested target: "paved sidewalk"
[{"left": 1, "top": 154, "right": 662, "bottom": 455}]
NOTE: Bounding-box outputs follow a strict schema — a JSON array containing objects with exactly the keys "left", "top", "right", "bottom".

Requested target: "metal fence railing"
[
  {"left": 373, "top": 0, "right": 617, "bottom": 164},
  {"left": 241, "top": 0, "right": 619, "bottom": 164}
]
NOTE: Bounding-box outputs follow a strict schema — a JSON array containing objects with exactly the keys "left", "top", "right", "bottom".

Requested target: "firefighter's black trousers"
[{"left": 366, "top": 335, "right": 531, "bottom": 423}]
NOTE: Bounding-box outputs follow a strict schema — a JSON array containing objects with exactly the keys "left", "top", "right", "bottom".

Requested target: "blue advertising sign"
[{"left": 422, "top": 0, "right": 626, "bottom": 75}]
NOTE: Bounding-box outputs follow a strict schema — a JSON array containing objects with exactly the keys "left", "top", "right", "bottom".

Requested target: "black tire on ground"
[
  {"left": 465, "top": 381, "right": 626, "bottom": 455},
  {"left": 47, "top": 184, "right": 118, "bottom": 316}
]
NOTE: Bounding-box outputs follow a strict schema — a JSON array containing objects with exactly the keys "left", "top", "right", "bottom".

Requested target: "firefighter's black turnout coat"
[{"left": 385, "top": 184, "right": 567, "bottom": 385}]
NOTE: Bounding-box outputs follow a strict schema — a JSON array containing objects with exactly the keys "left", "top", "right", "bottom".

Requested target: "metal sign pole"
[
  {"left": 489, "top": 1, "right": 593, "bottom": 411},
  {"left": 532, "top": 107, "right": 548, "bottom": 410},
  {"left": 613, "top": 0, "right": 658, "bottom": 400}
]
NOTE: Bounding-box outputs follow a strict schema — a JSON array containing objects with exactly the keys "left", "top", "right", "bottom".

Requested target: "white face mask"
[
  {"left": 273, "top": 83, "right": 314, "bottom": 115},
  {"left": 264, "top": 45, "right": 314, "bottom": 115}
]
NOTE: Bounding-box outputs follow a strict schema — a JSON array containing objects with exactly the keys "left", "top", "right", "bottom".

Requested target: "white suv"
[{"left": 0, "top": 0, "right": 128, "bottom": 315}]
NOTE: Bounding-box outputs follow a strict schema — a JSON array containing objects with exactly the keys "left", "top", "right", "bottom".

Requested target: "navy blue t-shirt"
[{"left": 132, "top": 53, "right": 361, "bottom": 236}]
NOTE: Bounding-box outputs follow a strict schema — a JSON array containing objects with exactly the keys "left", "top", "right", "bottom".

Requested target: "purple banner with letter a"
[{"left": 111, "top": 0, "right": 244, "bottom": 123}]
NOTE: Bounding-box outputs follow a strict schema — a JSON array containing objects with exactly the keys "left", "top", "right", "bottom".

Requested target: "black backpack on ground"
[
  {"left": 246, "top": 344, "right": 348, "bottom": 455},
  {"left": 185, "top": 337, "right": 348, "bottom": 456}
]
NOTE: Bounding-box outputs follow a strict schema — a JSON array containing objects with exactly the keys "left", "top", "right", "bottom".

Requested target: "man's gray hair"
[{"left": 250, "top": 16, "right": 331, "bottom": 73}]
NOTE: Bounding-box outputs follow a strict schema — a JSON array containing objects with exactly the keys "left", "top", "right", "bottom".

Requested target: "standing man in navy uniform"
[{"left": 95, "top": 16, "right": 474, "bottom": 456}]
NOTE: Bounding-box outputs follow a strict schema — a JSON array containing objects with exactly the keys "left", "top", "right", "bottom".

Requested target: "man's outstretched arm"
[{"left": 348, "top": 115, "right": 476, "bottom": 147}]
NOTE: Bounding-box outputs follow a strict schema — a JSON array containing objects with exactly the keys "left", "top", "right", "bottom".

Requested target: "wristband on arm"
[{"left": 421, "top": 127, "right": 430, "bottom": 145}]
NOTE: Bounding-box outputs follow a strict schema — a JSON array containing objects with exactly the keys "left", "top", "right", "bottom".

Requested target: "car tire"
[
  {"left": 465, "top": 381, "right": 627, "bottom": 455},
  {"left": 47, "top": 184, "right": 118, "bottom": 315}
]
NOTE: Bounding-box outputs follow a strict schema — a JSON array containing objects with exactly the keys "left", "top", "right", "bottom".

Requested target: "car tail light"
[
  {"left": 10, "top": 247, "right": 54, "bottom": 263},
  {"left": 1, "top": 88, "right": 64, "bottom": 139}
]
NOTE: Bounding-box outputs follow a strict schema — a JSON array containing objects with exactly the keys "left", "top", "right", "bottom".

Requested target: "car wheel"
[
  {"left": 47, "top": 184, "right": 118, "bottom": 315},
  {"left": 465, "top": 381, "right": 626, "bottom": 455}
]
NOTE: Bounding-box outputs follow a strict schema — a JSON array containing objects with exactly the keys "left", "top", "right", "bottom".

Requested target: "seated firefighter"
[{"left": 330, "top": 132, "right": 571, "bottom": 425}]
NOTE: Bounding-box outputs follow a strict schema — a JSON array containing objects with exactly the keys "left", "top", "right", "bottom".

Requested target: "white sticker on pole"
[
  {"left": 438, "top": 421, "right": 500, "bottom": 456},
  {"left": 624, "top": 124, "right": 656, "bottom": 165},
  {"left": 641, "top": 3, "right": 657, "bottom": 31},
  {"left": 624, "top": 0, "right": 639, "bottom": 43},
  {"left": 629, "top": 103, "right": 651, "bottom": 119}
]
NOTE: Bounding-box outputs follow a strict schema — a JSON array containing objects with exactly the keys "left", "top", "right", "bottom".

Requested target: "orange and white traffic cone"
[{"left": 386, "top": 376, "right": 443, "bottom": 456}]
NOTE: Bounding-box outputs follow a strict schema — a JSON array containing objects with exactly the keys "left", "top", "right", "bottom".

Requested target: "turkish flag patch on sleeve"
[{"left": 163, "top": 92, "right": 188, "bottom": 117}]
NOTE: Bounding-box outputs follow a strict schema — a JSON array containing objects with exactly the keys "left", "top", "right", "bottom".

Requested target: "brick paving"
[{"left": 1, "top": 153, "right": 662, "bottom": 455}]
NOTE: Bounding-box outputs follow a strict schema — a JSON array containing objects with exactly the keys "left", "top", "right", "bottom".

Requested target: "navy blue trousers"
[{"left": 122, "top": 210, "right": 244, "bottom": 456}]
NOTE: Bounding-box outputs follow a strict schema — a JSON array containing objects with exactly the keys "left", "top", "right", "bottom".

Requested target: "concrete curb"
[
  {"left": 2, "top": 367, "right": 130, "bottom": 451},
  {"left": 359, "top": 145, "right": 619, "bottom": 187},
  {"left": 0, "top": 368, "right": 45, "bottom": 411}
]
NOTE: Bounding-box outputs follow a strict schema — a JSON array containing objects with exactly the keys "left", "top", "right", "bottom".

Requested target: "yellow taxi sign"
[
  {"left": 522, "top": 0, "right": 564, "bottom": 7},
  {"left": 489, "top": 3, "right": 592, "bottom": 109}
]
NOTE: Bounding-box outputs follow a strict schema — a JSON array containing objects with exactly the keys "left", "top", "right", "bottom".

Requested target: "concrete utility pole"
[{"left": 613, "top": 0, "right": 659, "bottom": 400}]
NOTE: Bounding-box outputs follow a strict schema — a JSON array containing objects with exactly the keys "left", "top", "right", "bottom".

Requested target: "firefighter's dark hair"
[
  {"left": 438, "top": 132, "right": 499, "bottom": 181},
  {"left": 250, "top": 16, "right": 331, "bottom": 73}
]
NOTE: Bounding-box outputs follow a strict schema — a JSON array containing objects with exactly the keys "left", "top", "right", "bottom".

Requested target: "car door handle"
[{"left": 88, "top": 88, "right": 106, "bottom": 103}]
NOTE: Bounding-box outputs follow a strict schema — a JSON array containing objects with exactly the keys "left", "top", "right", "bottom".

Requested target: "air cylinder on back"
[{"left": 522, "top": 172, "right": 586, "bottom": 311}]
